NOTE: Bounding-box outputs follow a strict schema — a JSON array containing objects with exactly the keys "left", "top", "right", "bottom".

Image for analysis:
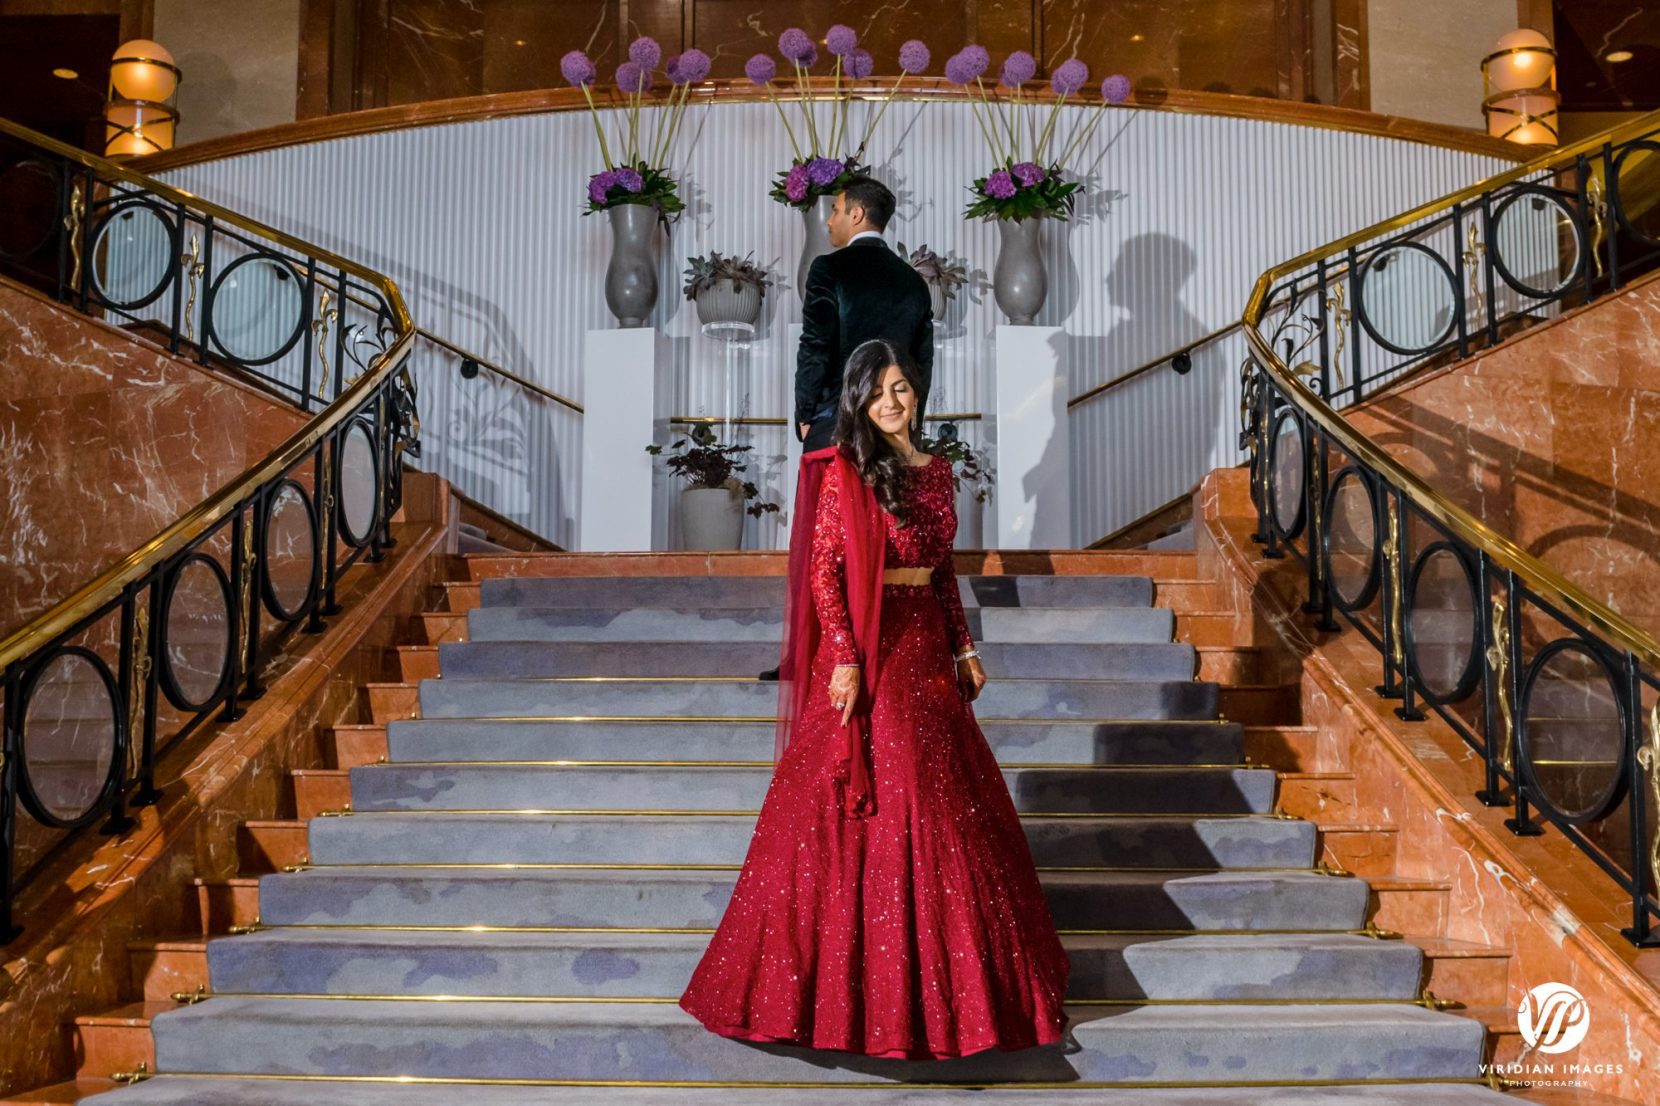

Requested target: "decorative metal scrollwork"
[
  {"left": 391, "top": 365, "right": 422, "bottom": 463},
  {"left": 64, "top": 185, "right": 86, "bottom": 289},
  {"left": 126, "top": 604, "right": 151, "bottom": 779},
  {"left": 313, "top": 289, "right": 339, "bottom": 399},
  {"left": 180, "top": 235, "right": 204, "bottom": 342},
  {"left": 1487, "top": 594, "right": 1515, "bottom": 774},
  {"left": 1382, "top": 505, "right": 1405, "bottom": 669},
  {"left": 1587, "top": 175, "right": 1609, "bottom": 279},
  {"left": 1641, "top": 701, "right": 1660, "bottom": 894},
  {"left": 1462, "top": 224, "right": 1485, "bottom": 319},
  {"left": 236, "top": 518, "right": 256, "bottom": 666},
  {"left": 1323, "top": 283, "right": 1351, "bottom": 385}
]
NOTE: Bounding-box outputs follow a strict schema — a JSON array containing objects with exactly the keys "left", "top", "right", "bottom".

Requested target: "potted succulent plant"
[
  {"left": 897, "top": 242, "right": 969, "bottom": 322},
  {"left": 646, "top": 423, "right": 781, "bottom": 550},
  {"left": 925, "top": 424, "right": 995, "bottom": 548},
  {"left": 683, "top": 251, "right": 772, "bottom": 327}
]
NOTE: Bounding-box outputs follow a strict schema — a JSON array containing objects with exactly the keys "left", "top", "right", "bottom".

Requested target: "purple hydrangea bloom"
[
  {"left": 1051, "top": 57, "right": 1088, "bottom": 96},
  {"left": 1101, "top": 72, "right": 1131, "bottom": 104},
  {"left": 943, "top": 52, "right": 974, "bottom": 85},
  {"left": 960, "top": 44, "right": 990, "bottom": 78},
  {"left": 678, "top": 48, "right": 712, "bottom": 83},
  {"left": 1000, "top": 50, "right": 1036, "bottom": 87},
  {"left": 898, "top": 39, "right": 930, "bottom": 74},
  {"left": 825, "top": 24, "right": 858, "bottom": 56},
  {"left": 628, "top": 36, "right": 661, "bottom": 69},
  {"left": 983, "top": 169, "right": 1016, "bottom": 200},
  {"left": 588, "top": 169, "right": 618, "bottom": 205},
  {"left": 560, "top": 50, "right": 596, "bottom": 87},
  {"left": 745, "top": 53, "right": 776, "bottom": 85},
  {"left": 806, "top": 157, "right": 845, "bottom": 186},
  {"left": 845, "top": 48, "right": 874, "bottom": 79},
  {"left": 616, "top": 167, "right": 645, "bottom": 193},
  {"left": 785, "top": 163, "right": 810, "bottom": 203},
  {"left": 778, "top": 27, "right": 815, "bottom": 62},
  {"left": 1012, "top": 161, "right": 1046, "bottom": 186},
  {"left": 615, "top": 61, "right": 650, "bottom": 93}
]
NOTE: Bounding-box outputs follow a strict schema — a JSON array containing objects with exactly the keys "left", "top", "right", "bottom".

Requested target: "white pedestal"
[
  {"left": 780, "top": 322, "right": 805, "bottom": 548},
  {"left": 993, "top": 325, "right": 1070, "bottom": 549},
  {"left": 579, "top": 328, "right": 660, "bottom": 551}
]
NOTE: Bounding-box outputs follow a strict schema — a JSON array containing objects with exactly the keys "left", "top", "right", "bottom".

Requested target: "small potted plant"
[
  {"left": 683, "top": 250, "right": 772, "bottom": 327},
  {"left": 646, "top": 423, "right": 781, "bottom": 550},
  {"left": 925, "top": 423, "right": 995, "bottom": 548},
  {"left": 897, "top": 241, "right": 969, "bottom": 322}
]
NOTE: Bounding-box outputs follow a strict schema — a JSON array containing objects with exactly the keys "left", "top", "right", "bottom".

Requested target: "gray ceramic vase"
[
  {"left": 681, "top": 485, "right": 744, "bottom": 550},
  {"left": 796, "top": 194, "right": 836, "bottom": 300},
  {"left": 605, "top": 204, "right": 660, "bottom": 328},
  {"left": 694, "top": 278, "right": 764, "bottom": 327},
  {"left": 993, "top": 215, "right": 1047, "bottom": 325}
]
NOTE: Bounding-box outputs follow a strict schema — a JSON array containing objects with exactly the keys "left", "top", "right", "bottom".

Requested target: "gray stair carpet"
[{"left": 86, "top": 570, "right": 1506, "bottom": 1104}]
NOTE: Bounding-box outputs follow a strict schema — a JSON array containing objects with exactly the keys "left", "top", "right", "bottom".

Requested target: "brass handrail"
[
  {"left": 1067, "top": 322, "right": 1243, "bottom": 410},
  {"left": 0, "top": 121, "right": 415, "bottom": 672},
  {"left": 415, "top": 328, "right": 584, "bottom": 414},
  {"left": 1241, "top": 106, "right": 1660, "bottom": 674}
]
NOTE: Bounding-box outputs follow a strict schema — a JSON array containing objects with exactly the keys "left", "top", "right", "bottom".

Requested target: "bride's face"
[{"left": 864, "top": 364, "right": 916, "bottom": 439}]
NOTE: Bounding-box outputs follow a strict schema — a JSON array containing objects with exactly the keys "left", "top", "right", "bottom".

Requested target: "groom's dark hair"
[{"left": 840, "top": 176, "right": 895, "bottom": 230}]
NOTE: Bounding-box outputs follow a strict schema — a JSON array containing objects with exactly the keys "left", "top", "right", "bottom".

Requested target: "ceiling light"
[
  {"left": 1130, "top": 34, "right": 1144, "bottom": 43},
  {"left": 52, "top": 67, "right": 79, "bottom": 79},
  {"left": 1606, "top": 50, "right": 1633, "bottom": 63},
  {"left": 514, "top": 39, "right": 526, "bottom": 46}
]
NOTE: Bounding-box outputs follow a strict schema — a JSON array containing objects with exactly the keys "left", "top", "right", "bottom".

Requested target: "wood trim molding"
[{"left": 132, "top": 77, "right": 1527, "bottom": 174}]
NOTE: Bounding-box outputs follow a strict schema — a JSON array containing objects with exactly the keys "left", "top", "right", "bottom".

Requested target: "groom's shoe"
[{"left": 757, "top": 667, "right": 779, "bottom": 682}]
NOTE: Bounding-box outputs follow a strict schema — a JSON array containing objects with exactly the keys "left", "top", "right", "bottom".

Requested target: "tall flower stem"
[
  {"left": 1055, "top": 101, "right": 1108, "bottom": 171},
  {"left": 974, "top": 78, "right": 1008, "bottom": 163},
  {"left": 580, "top": 84, "right": 614, "bottom": 168},
  {"left": 765, "top": 85, "right": 804, "bottom": 160},
  {"left": 857, "top": 72, "right": 907, "bottom": 155},
  {"left": 1034, "top": 92, "right": 1071, "bottom": 164},
  {"left": 793, "top": 61, "right": 822, "bottom": 154},
  {"left": 963, "top": 96, "right": 1000, "bottom": 162},
  {"left": 828, "top": 56, "right": 844, "bottom": 155}
]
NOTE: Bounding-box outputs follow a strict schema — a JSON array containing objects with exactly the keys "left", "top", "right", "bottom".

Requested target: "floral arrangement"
[
  {"left": 682, "top": 251, "right": 773, "bottom": 300},
  {"left": 746, "top": 27, "right": 932, "bottom": 209},
  {"left": 896, "top": 242, "right": 969, "bottom": 302},
  {"left": 561, "top": 37, "right": 711, "bottom": 216},
  {"left": 944, "top": 47, "right": 1131, "bottom": 221},
  {"left": 925, "top": 423, "right": 995, "bottom": 504},
  {"left": 646, "top": 424, "right": 782, "bottom": 517}
]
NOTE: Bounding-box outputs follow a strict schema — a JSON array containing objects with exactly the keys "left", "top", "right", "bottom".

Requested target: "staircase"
[{"left": 62, "top": 552, "right": 1518, "bottom": 1104}]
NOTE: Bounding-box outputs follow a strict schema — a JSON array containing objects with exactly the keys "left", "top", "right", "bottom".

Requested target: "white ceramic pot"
[
  {"left": 682, "top": 484, "right": 744, "bottom": 550},
  {"left": 694, "top": 278, "right": 763, "bottom": 327}
]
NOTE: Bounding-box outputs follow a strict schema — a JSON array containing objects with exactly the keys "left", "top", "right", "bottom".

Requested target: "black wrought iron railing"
[
  {"left": 0, "top": 119, "right": 419, "bottom": 942},
  {"left": 1241, "top": 109, "right": 1660, "bottom": 947}
]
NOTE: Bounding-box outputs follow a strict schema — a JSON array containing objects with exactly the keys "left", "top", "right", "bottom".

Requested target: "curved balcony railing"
[
  {"left": 1241, "top": 109, "right": 1660, "bottom": 947},
  {"left": 0, "top": 119, "right": 418, "bottom": 942}
]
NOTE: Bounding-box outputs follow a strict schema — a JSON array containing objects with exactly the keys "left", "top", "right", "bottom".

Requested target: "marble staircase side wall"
[
  {"left": 1195, "top": 467, "right": 1660, "bottom": 1102},
  {"left": 0, "top": 474, "right": 456, "bottom": 1098}
]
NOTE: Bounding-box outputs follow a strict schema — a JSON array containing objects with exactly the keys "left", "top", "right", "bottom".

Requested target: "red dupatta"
[{"left": 775, "top": 445, "right": 886, "bottom": 818}]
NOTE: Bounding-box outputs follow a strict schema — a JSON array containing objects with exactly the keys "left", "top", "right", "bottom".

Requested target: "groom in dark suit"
[{"left": 795, "top": 177, "right": 934, "bottom": 450}]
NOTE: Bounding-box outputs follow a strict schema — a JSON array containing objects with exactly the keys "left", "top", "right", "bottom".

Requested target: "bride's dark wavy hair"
[{"left": 834, "top": 338, "right": 930, "bottom": 526}]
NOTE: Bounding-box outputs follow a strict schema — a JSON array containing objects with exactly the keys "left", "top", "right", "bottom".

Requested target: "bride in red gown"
[{"left": 679, "top": 338, "right": 1069, "bottom": 1060}]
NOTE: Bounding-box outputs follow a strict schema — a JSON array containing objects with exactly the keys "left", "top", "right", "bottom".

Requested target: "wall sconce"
[
  {"left": 105, "top": 39, "right": 181, "bottom": 158},
  {"left": 1482, "top": 29, "right": 1558, "bottom": 145}
]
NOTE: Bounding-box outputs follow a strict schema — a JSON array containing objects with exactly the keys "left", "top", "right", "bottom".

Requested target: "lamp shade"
[
  {"left": 1482, "top": 29, "right": 1557, "bottom": 145},
  {"left": 110, "top": 39, "right": 179, "bottom": 101},
  {"left": 105, "top": 100, "right": 177, "bottom": 157}
]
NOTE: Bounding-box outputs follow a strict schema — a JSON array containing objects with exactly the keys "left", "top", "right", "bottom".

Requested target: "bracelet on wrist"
[{"left": 955, "top": 648, "right": 980, "bottom": 661}]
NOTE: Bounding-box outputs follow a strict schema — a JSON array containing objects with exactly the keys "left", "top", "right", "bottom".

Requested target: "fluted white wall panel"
[{"left": 159, "top": 102, "right": 1513, "bottom": 549}]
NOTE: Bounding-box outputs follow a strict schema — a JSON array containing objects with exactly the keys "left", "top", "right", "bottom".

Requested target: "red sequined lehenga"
[{"left": 679, "top": 453, "right": 1069, "bottom": 1060}]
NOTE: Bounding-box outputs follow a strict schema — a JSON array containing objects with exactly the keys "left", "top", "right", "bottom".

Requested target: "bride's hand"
[
  {"left": 956, "top": 654, "right": 986, "bottom": 702},
  {"left": 829, "top": 664, "right": 860, "bottom": 727}
]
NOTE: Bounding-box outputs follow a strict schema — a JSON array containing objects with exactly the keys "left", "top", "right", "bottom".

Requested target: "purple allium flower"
[
  {"left": 778, "top": 27, "right": 815, "bottom": 62},
  {"left": 806, "top": 157, "right": 845, "bottom": 186},
  {"left": 898, "top": 39, "right": 930, "bottom": 73},
  {"left": 983, "top": 169, "right": 1017, "bottom": 200},
  {"left": 678, "top": 48, "right": 712, "bottom": 83},
  {"left": 798, "top": 43, "right": 818, "bottom": 67},
  {"left": 845, "top": 48, "right": 874, "bottom": 79},
  {"left": 745, "top": 53, "right": 776, "bottom": 85},
  {"left": 588, "top": 169, "right": 618, "bottom": 205},
  {"left": 785, "top": 163, "right": 810, "bottom": 203},
  {"left": 825, "top": 24, "right": 858, "bottom": 56},
  {"left": 628, "top": 36, "right": 661, "bottom": 69},
  {"left": 615, "top": 61, "right": 650, "bottom": 93},
  {"left": 664, "top": 53, "right": 684, "bottom": 84},
  {"left": 1101, "top": 72, "right": 1131, "bottom": 104},
  {"left": 616, "top": 167, "right": 645, "bottom": 193},
  {"left": 1051, "top": 57, "right": 1088, "bottom": 96},
  {"left": 560, "top": 50, "right": 596, "bottom": 87},
  {"left": 999, "top": 50, "right": 1036, "bottom": 87},
  {"left": 1012, "top": 161, "right": 1046, "bottom": 186},
  {"left": 960, "top": 44, "right": 990, "bottom": 78},
  {"left": 943, "top": 52, "right": 974, "bottom": 85}
]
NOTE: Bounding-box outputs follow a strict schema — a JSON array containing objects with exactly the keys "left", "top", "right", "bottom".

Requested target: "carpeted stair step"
[
  {"left": 415, "top": 677, "right": 1220, "bottom": 721},
  {"left": 144, "top": 997, "right": 1485, "bottom": 1084},
  {"left": 79, "top": 1077, "right": 1519, "bottom": 1105},
  {"left": 465, "top": 606, "right": 1177, "bottom": 645},
  {"left": 253, "top": 867, "right": 1368, "bottom": 931},
  {"left": 437, "top": 639, "right": 1198, "bottom": 680},
  {"left": 205, "top": 928, "right": 1423, "bottom": 1002},
  {"left": 478, "top": 574, "right": 1157, "bottom": 610},
  {"left": 382, "top": 718, "right": 1246, "bottom": 766},
  {"left": 344, "top": 763, "right": 1278, "bottom": 815},
  {"left": 305, "top": 812, "right": 1316, "bottom": 869}
]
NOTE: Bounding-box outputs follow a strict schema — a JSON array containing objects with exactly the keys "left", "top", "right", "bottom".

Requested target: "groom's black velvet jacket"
[{"left": 795, "top": 236, "right": 935, "bottom": 433}]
